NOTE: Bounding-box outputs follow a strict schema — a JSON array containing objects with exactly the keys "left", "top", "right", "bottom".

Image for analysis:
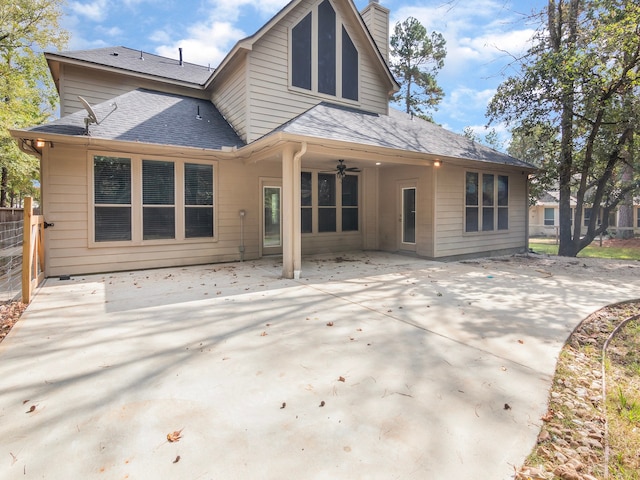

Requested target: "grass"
[
  {"left": 529, "top": 239, "right": 640, "bottom": 260},
  {"left": 606, "top": 319, "right": 640, "bottom": 479}
]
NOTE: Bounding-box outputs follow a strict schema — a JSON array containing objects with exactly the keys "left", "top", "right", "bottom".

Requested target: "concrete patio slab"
[{"left": 1, "top": 252, "right": 639, "bottom": 479}]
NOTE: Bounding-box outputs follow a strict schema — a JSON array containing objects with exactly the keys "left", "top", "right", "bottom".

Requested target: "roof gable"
[{"left": 209, "top": 0, "right": 398, "bottom": 92}]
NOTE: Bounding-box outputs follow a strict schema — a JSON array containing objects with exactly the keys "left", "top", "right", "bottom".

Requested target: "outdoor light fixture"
[
  {"left": 34, "top": 139, "right": 46, "bottom": 148},
  {"left": 433, "top": 159, "right": 442, "bottom": 167}
]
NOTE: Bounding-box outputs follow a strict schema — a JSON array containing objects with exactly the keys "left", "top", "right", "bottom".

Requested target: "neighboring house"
[
  {"left": 11, "top": 0, "right": 535, "bottom": 279},
  {"left": 529, "top": 191, "right": 640, "bottom": 237}
]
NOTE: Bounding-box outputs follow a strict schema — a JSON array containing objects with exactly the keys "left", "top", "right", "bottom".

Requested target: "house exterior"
[
  {"left": 12, "top": 0, "right": 535, "bottom": 279},
  {"left": 529, "top": 191, "right": 640, "bottom": 237}
]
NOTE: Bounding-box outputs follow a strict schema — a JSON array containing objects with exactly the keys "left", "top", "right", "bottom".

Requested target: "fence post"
[{"left": 21, "top": 197, "right": 33, "bottom": 303}]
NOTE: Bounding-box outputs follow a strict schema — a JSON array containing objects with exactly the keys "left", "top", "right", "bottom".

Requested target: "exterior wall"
[
  {"left": 242, "top": 0, "right": 391, "bottom": 142},
  {"left": 529, "top": 205, "right": 559, "bottom": 237},
  {"left": 210, "top": 57, "right": 248, "bottom": 142},
  {"left": 40, "top": 143, "right": 280, "bottom": 277},
  {"left": 360, "top": 2, "right": 389, "bottom": 61},
  {"left": 434, "top": 163, "right": 528, "bottom": 258},
  {"left": 58, "top": 65, "right": 208, "bottom": 116},
  {"left": 377, "top": 164, "right": 435, "bottom": 257}
]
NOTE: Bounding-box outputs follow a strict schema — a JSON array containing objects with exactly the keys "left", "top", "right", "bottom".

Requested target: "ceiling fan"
[{"left": 325, "top": 159, "right": 361, "bottom": 178}]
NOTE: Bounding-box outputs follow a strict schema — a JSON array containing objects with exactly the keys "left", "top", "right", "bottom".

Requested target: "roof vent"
[
  {"left": 196, "top": 105, "right": 202, "bottom": 120},
  {"left": 179, "top": 47, "right": 183, "bottom": 66},
  {"left": 139, "top": 50, "right": 144, "bottom": 60},
  {"left": 111, "top": 52, "right": 119, "bottom": 56}
]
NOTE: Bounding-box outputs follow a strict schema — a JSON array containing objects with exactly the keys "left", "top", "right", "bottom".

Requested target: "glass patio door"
[
  {"left": 400, "top": 184, "right": 417, "bottom": 251},
  {"left": 262, "top": 185, "right": 282, "bottom": 255}
]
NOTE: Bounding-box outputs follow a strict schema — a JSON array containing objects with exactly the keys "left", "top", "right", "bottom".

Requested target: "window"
[
  {"left": 143, "top": 160, "right": 175, "bottom": 240},
  {"left": 318, "top": 173, "right": 336, "bottom": 232},
  {"left": 544, "top": 208, "right": 555, "bottom": 226},
  {"left": 301, "top": 171, "right": 358, "bottom": 233},
  {"left": 292, "top": 13, "right": 312, "bottom": 90},
  {"left": 465, "top": 172, "right": 479, "bottom": 232},
  {"left": 92, "top": 154, "right": 215, "bottom": 244},
  {"left": 497, "top": 175, "right": 508, "bottom": 230},
  {"left": 341, "top": 174, "right": 358, "bottom": 231},
  {"left": 637, "top": 207, "right": 640, "bottom": 228},
  {"left": 291, "top": 0, "right": 359, "bottom": 101},
  {"left": 185, "top": 163, "right": 214, "bottom": 238},
  {"left": 318, "top": 0, "right": 336, "bottom": 96},
  {"left": 342, "top": 26, "right": 358, "bottom": 101},
  {"left": 465, "top": 172, "right": 509, "bottom": 232},
  {"left": 482, "top": 174, "right": 494, "bottom": 231},
  {"left": 301, "top": 172, "right": 313, "bottom": 233},
  {"left": 584, "top": 208, "right": 591, "bottom": 227},
  {"left": 94, "top": 156, "right": 132, "bottom": 242}
]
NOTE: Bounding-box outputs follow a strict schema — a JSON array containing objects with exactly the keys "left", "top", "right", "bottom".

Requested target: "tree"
[
  {"left": 462, "top": 126, "right": 505, "bottom": 152},
  {"left": 390, "top": 17, "right": 446, "bottom": 121},
  {"left": 488, "top": 0, "right": 640, "bottom": 257},
  {"left": 0, "top": 0, "right": 68, "bottom": 207}
]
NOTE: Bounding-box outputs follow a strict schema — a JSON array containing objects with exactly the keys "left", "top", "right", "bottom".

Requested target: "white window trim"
[{"left": 87, "top": 151, "right": 218, "bottom": 248}]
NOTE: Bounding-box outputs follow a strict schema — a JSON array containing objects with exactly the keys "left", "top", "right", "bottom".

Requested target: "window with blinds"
[
  {"left": 143, "top": 160, "right": 175, "bottom": 240},
  {"left": 94, "top": 156, "right": 132, "bottom": 242},
  {"left": 92, "top": 155, "right": 215, "bottom": 244},
  {"left": 184, "top": 163, "right": 214, "bottom": 238}
]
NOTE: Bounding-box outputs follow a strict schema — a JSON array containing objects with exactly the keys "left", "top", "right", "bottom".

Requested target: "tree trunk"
[
  {"left": 0, "top": 167, "right": 7, "bottom": 208},
  {"left": 553, "top": 0, "right": 582, "bottom": 257}
]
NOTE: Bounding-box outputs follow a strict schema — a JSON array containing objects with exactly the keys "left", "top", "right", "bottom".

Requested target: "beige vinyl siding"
[
  {"left": 377, "top": 164, "right": 435, "bottom": 257},
  {"left": 434, "top": 164, "right": 527, "bottom": 258},
  {"left": 59, "top": 65, "right": 208, "bottom": 116},
  {"left": 359, "top": 4, "right": 389, "bottom": 60},
  {"left": 241, "top": 0, "right": 390, "bottom": 142},
  {"left": 301, "top": 232, "right": 362, "bottom": 254},
  {"left": 41, "top": 144, "right": 281, "bottom": 277},
  {"left": 211, "top": 58, "right": 248, "bottom": 141}
]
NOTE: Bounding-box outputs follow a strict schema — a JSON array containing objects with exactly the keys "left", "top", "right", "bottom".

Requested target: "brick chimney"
[{"left": 360, "top": 0, "right": 390, "bottom": 62}]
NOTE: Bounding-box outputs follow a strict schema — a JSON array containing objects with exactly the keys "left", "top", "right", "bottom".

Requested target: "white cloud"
[
  {"left": 439, "top": 87, "right": 496, "bottom": 123},
  {"left": 95, "top": 25, "right": 124, "bottom": 38},
  {"left": 68, "top": 0, "right": 109, "bottom": 22},
  {"left": 155, "top": 21, "right": 246, "bottom": 67},
  {"left": 389, "top": 0, "right": 538, "bottom": 79},
  {"left": 205, "top": 0, "right": 289, "bottom": 24}
]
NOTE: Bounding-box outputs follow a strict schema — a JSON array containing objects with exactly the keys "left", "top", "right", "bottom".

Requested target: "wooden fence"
[{"left": 21, "top": 197, "right": 45, "bottom": 303}]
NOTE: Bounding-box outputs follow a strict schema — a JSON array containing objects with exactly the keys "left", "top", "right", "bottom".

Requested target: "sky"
[{"left": 60, "top": 0, "right": 549, "bottom": 148}]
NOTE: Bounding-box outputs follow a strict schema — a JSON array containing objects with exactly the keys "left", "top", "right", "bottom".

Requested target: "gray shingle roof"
[
  {"left": 27, "top": 89, "right": 244, "bottom": 150},
  {"left": 47, "top": 46, "right": 213, "bottom": 86},
  {"left": 273, "top": 103, "right": 535, "bottom": 169}
]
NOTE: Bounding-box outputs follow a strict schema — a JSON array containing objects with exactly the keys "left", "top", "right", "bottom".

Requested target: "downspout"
[
  {"left": 293, "top": 142, "right": 307, "bottom": 279},
  {"left": 525, "top": 172, "right": 530, "bottom": 253}
]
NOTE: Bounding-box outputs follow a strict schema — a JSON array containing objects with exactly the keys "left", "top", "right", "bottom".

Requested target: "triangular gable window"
[{"left": 291, "top": 0, "right": 358, "bottom": 102}]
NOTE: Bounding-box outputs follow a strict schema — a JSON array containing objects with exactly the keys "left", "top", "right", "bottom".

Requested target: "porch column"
[{"left": 281, "top": 144, "right": 304, "bottom": 279}]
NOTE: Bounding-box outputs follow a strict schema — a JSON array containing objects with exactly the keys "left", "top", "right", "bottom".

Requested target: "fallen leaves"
[
  {"left": 0, "top": 301, "right": 27, "bottom": 343},
  {"left": 26, "top": 405, "right": 36, "bottom": 413},
  {"left": 326, "top": 322, "right": 334, "bottom": 327},
  {"left": 338, "top": 376, "right": 346, "bottom": 382},
  {"left": 541, "top": 409, "right": 555, "bottom": 422},
  {"left": 167, "top": 429, "right": 183, "bottom": 443},
  {"left": 173, "top": 455, "right": 181, "bottom": 464}
]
